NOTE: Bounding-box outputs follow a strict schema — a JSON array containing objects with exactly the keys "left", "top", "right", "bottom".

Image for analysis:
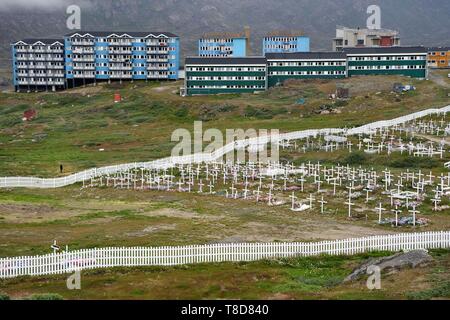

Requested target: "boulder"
[{"left": 343, "top": 250, "right": 434, "bottom": 282}]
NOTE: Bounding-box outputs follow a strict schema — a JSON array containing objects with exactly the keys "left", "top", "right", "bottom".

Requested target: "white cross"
[
  {"left": 198, "top": 179, "right": 204, "bottom": 193},
  {"left": 298, "top": 175, "right": 306, "bottom": 192},
  {"left": 376, "top": 203, "right": 386, "bottom": 224},
  {"left": 254, "top": 187, "right": 261, "bottom": 202},
  {"left": 289, "top": 192, "right": 297, "bottom": 210},
  {"left": 345, "top": 195, "right": 354, "bottom": 218},
  {"left": 319, "top": 196, "right": 327, "bottom": 214},
  {"left": 409, "top": 205, "right": 419, "bottom": 226},
  {"left": 308, "top": 193, "right": 315, "bottom": 210},
  {"left": 209, "top": 181, "right": 214, "bottom": 194}
]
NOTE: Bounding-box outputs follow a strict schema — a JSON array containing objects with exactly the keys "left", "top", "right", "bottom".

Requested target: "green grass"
[
  {"left": 0, "top": 74, "right": 448, "bottom": 177},
  {"left": 1, "top": 249, "right": 449, "bottom": 300}
]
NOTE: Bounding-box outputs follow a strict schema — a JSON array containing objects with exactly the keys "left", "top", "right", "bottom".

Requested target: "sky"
[{"left": 0, "top": 0, "right": 86, "bottom": 11}]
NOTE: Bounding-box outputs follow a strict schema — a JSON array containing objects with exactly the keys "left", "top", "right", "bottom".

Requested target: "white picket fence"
[
  {"left": 0, "top": 231, "right": 449, "bottom": 279},
  {"left": 1, "top": 105, "right": 449, "bottom": 189}
]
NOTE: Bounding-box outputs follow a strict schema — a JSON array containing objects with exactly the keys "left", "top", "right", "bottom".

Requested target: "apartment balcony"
[
  {"left": 110, "top": 74, "right": 132, "bottom": 79},
  {"left": 147, "top": 66, "right": 168, "bottom": 71},
  {"left": 147, "top": 58, "right": 169, "bottom": 63},
  {"left": 72, "top": 48, "right": 95, "bottom": 54},
  {"left": 109, "top": 57, "right": 129, "bottom": 63},
  {"left": 109, "top": 66, "right": 133, "bottom": 71},
  {"left": 73, "top": 65, "right": 95, "bottom": 70},
  {"left": 72, "top": 57, "right": 95, "bottom": 62},
  {"left": 17, "top": 65, "right": 29, "bottom": 69},
  {"left": 146, "top": 41, "right": 164, "bottom": 46},
  {"left": 71, "top": 40, "right": 95, "bottom": 46},
  {"left": 108, "top": 49, "right": 132, "bottom": 54},
  {"left": 146, "top": 50, "right": 168, "bottom": 54},
  {"left": 73, "top": 73, "right": 95, "bottom": 78},
  {"left": 47, "top": 65, "right": 64, "bottom": 70},
  {"left": 46, "top": 57, "right": 64, "bottom": 62},
  {"left": 17, "top": 80, "right": 31, "bottom": 85},
  {"left": 148, "top": 74, "right": 169, "bottom": 79},
  {"left": 15, "top": 56, "right": 29, "bottom": 61}
]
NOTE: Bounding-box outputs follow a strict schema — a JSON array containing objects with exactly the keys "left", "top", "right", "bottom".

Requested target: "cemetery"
[{"left": 0, "top": 75, "right": 449, "bottom": 299}]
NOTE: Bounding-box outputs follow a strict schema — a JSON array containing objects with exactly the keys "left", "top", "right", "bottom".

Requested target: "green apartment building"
[
  {"left": 183, "top": 47, "right": 428, "bottom": 96},
  {"left": 266, "top": 52, "right": 347, "bottom": 87},
  {"left": 344, "top": 47, "right": 428, "bottom": 78},
  {"left": 184, "top": 57, "right": 267, "bottom": 95}
]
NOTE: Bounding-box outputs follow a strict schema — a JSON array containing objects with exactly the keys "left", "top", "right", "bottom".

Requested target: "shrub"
[
  {"left": 389, "top": 156, "right": 440, "bottom": 169},
  {"left": 341, "top": 152, "right": 367, "bottom": 165},
  {"left": 0, "top": 293, "right": 10, "bottom": 300},
  {"left": 244, "top": 106, "right": 274, "bottom": 119}
]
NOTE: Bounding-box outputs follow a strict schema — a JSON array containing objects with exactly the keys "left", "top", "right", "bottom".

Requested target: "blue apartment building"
[
  {"left": 198, "top": 32, "right": 248, "bottom": 57},
  {"left": 263, "top": 32, "right": 310, "bottom": 55},
  {"left": 65, "top": 31, "right": 180, "bottom": 87},
  {"left": 11, "top": 31, "right": 180, "bottom": 91}
]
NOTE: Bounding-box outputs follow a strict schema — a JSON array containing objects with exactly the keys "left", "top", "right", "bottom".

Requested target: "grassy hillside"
[
  {"left": 0, "top": 74, "right": 448, "bottom": 177},
  {"left": 0, "top": 73, "right": 449, "bottom": 300}
]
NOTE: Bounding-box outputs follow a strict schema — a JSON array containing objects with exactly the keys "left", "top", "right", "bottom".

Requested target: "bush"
[
  {"left": 174, "top": 105, "right": 189, "bottom": 118},
  {"left": 341, "top": 152, "right": 367, "bottom": 165},
  {"left": 244, "top": 106, "right": 274, "bottom": 119},
  {"left": 0, "top": 293, "right": 10, "bottom": 300},
  {"left": 389, "top": 156, "right": 440, "bottom": 169},
  {"left": 334, "top": 100, "right": 348, "bottom": 108},
  {"left": 28, "top": 293, "right": 64, "bottom": 300}
]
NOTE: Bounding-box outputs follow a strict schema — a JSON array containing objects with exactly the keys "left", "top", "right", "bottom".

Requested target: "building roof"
[
  {"left": 427, "top": 46, "right": 450, "bottom": 52},
  {"left": 343, "top": 46, "right": 427, "bottom": 54},
  {"left": 266, "top": 52, "right": 347, "bottom": 60},
  {"left": 65, "top": 31, "right": 178, "bottom": 38},
  {"left": 201, "top": 32, "right": 246, "bottom": 39},
  {"left": 185, "top": 57, "right": 267, "bottom": 65},
  {"left": 265, "top": 30, "right": 305, "bottom": 37},
  {"left": 13, "top": 39, "right": 64, "bottom": 46},
  {"left": 336, "top": 26, "right": 399, "bottom": 34}
]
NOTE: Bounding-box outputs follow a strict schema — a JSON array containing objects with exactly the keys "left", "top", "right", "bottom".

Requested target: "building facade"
[
  {"left": 344, "top": 47, "right": 427, "bottom": 78},
  {"left": 427, "top": 47, "right": 450, "bottom": 69},
  {"left": 184, "top": 57, "right": 267, "bottom": 95},
  {"left": 333, "top": 26, "right": 400, "bottom": 51},
  {"left": 11, "top": 39, "right": 65, "bottom": 92},
  {"left": 266, "top": 52, "right": 347, "bottom": 87},
  {"left": 198, "top": 32, "right": 249, "bottom": 57},
  {"left": 65, "top": 31, "right": 180, "bottom": 86},
  {"left": 184, "top": 47, "right": 428, "bottom": 95},
  {"left": 263, "top": 32, "right": 310, "bottom": 55}
]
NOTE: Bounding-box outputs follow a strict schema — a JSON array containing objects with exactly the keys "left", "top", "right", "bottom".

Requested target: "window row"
[
  {"left": 349, "top": 55, "right": 426, "bottom": 61},
  {"left": 269, "top": 71, "right": 345, "bottom": 75},
  {"left": 187, "top": 67, "right": 265, "bottom": 72},
  {"left": 188, "top": 76, "right": 265, "bottom": 81},
  {"left": 269, "top": 61, "right": 345, "bottom": 66}
]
